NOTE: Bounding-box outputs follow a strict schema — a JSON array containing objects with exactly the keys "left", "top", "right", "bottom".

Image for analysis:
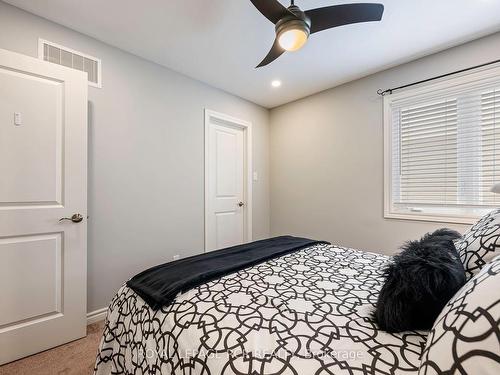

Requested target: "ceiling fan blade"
[
  {"left": 306, "top": 3, "right": 384, "bottom": 34},
  {"left": 256, "top": 38, "right": 285, "bottom": 68},
  {"left": 250, "top": 0, "right": 290, "bottom": 24}
]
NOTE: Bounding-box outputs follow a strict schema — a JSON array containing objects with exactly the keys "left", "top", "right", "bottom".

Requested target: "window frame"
[{"left": 384, "top": 65, "right": 500, "bottom": 224}]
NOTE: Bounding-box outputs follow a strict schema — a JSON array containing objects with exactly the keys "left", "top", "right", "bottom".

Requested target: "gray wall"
[
  {"left": 270, "top": 32, "right": 500, "bottom": 255},
  {"left": 0, "top": 1, "right": 270, "bottom": 312}
]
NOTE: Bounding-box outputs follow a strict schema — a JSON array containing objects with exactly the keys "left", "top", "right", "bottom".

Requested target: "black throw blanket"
[{"left": 127, "top": 236, "right": 328, "bottom": 310}]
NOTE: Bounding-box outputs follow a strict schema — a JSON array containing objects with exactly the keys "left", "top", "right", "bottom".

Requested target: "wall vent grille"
[{"left": 38, "top": 39, "right": 101, "bottom": 88}]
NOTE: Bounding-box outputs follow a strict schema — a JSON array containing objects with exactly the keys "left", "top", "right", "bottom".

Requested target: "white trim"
[
  {"left": 38, "top": 38, "right": 102, "bottom": 88},
  {"left": 384, "top": 212, "right": 478, "bottom": 225},
  {"left": 383, "top": 63, "right": 500, "bottom": 224},
  {"left": 204, "top": 109, "right": 253, "bottom": 251},
  {"left": 86, "top": 307, "right": 107, "bottom": 325},
  {"left": 383, "top": 94, "right": 393, "bottom": 221}
]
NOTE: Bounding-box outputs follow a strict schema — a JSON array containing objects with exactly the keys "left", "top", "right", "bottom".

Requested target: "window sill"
[{"left": 384, "top": 211, "right": 480, "bottom": 225}]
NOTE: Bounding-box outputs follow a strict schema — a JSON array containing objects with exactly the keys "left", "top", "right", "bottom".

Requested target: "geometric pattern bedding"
[
  {"left": 94, "top": 244, "right": 428, "bottom": 375},
  {"left": 419, "top": 255, "right": 500, "bottom": 374},
  {"left": 454, "top": 208, "right": 500, "bottom": 280}
]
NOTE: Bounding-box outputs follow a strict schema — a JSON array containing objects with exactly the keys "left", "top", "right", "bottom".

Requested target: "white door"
[
  {"left": 205, "top": 110, "right": 252, "bottom": 252},
  {"left": 0, "top": 48, "right": 88, "bottom": 364}
]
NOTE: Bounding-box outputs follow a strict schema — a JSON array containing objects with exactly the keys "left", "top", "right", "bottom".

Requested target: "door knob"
[
  {"left": 59, "top": 214, "right": 84, "bottom": 223},
  {"left": 238, "top": 202, "right": 245, "bottom": 207}
]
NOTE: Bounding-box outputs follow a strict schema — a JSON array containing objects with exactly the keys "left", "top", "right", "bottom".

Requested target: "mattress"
[{"left": 94, "top": 243, "right": 428, "bottom": 374}]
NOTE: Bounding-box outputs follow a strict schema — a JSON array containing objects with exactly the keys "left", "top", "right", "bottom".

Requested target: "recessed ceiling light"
[{"left": 271, "top": 80, "right": 282, "bottom": 88}]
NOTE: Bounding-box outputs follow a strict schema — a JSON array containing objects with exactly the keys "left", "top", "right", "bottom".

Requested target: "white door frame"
[{"left": 204, "top": 109, "right": 252, "bottom": 251}]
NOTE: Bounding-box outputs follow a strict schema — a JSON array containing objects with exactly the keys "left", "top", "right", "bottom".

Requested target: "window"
[{"left": 384, "top": 66, "right": 500, "bottom": 224}]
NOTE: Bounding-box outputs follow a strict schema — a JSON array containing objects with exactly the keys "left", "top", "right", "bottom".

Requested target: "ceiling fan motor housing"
[{"left": 275, "top": 5, "right": 311, "bottom": 42}]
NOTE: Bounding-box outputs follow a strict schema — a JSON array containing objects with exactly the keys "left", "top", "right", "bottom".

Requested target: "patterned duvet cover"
[{"left": 94, "top": 243, "right": 427, "bottom": 375}]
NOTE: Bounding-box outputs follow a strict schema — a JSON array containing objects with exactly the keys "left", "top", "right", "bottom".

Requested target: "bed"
[{"left": 94, "top": 243, "right": 428, "bottom": 374}]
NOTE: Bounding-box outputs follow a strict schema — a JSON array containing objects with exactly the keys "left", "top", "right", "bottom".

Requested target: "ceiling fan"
[{"left": 250, "top": 0, "right": 384, "bottom": 67}]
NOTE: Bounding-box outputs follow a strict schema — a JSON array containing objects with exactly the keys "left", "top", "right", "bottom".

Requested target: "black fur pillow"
[{"left": 373, "top": 228, "right": 466, "bottom": 332}]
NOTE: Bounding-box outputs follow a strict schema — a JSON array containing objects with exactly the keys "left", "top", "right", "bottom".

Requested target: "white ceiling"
[{"left": 6, "top": 0, "right": 500, "bottom": 108}]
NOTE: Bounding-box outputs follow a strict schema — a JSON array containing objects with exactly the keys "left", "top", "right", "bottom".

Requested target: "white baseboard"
[{"left": 87, "top": 307, "right": 107, "bottom": 325}]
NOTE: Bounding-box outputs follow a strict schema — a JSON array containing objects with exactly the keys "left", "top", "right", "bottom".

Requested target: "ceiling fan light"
[
  {"left": 276, "top": 18, "right": 310, "bottom": 52},
  {"left": 278, "top": 28, "right": 308, "bottom": 51}
]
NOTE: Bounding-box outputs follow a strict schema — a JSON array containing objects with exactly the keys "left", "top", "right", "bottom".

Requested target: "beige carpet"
[{"left": 0, "top": 321, "right": 104, "bottom": 375}]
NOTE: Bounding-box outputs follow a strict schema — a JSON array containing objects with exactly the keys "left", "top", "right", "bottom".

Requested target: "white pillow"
[
  {"left": 418, "top": 255, "right": 500, "bottom": 375},
  {"left": 454, "top": 208, "right": 500, "bottom": 279}
]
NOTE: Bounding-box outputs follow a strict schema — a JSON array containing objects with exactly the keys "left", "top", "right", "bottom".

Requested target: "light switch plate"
[{"left": 14, "top": 112, "right": 22, "bottom": 126}]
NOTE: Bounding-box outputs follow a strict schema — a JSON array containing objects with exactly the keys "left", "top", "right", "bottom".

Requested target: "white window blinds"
[{"left": 385, "top": 67, "right": 500, "bottom": 223}]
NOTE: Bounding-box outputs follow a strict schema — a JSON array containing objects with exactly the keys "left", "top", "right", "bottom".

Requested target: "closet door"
[{"left": 205, "top": 110, "right": 252, "bottom": 252}]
